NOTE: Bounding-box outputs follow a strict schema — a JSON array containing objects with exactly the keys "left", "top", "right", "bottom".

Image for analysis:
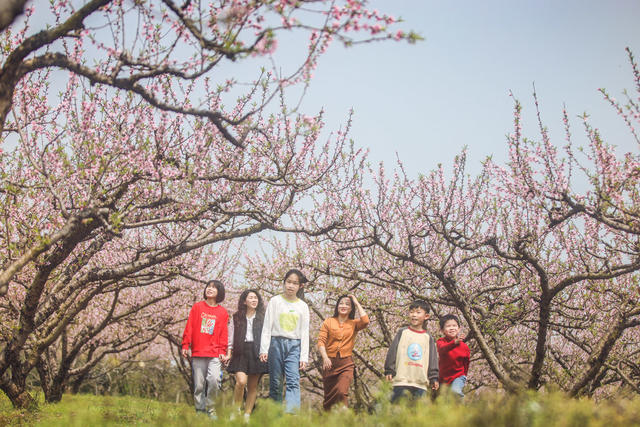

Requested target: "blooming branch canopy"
[
  {"left": 245, "top": 49, "right": 640, "bottom": 402},
  {"left": 0, "top": 0, "right": 412, "bottom": 408}
]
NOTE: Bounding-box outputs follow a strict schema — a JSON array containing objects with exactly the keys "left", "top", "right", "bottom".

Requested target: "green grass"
[
  {"left": 1, "top": 389, "right": 639, "bottom": 426},
  {"left": 0, "top": 393, "right": 192, "bottom": 426}
]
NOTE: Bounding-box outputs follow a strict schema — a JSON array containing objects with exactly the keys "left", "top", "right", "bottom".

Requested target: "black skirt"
[{"left": 228, "top": 341, "right": 268, "bottom": 375}]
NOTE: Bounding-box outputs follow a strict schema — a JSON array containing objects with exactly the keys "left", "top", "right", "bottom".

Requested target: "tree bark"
[
  {"left": 0, "top": 0, "right": 27, "bottom": 32},
  {"left": 569, "top": 312, "right": 639, "bottom": 397},
  {"left": 44, "top": 380, "right": 66, "bottom": 403},
  {"left": 0, "top": 376, "right": 36, "bottom": 409}
]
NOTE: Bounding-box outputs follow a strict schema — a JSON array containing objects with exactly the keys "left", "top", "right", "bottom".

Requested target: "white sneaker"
[{"left": 243, "top": 413, "right": 250, "bottom": 423}]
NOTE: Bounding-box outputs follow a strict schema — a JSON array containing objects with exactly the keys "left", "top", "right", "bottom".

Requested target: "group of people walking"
[{"left": 181, "top": 269, "right": 470, "bottom": 420}]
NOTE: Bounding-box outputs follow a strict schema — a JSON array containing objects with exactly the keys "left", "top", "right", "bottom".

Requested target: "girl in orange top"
[{"left": 317, "top": 294, "right": 369, "bottom": 410}]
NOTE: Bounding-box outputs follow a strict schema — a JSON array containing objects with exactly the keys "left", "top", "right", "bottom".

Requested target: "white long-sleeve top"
[{"left": 259, "top": 294, "right": 310, "bottom": 363}]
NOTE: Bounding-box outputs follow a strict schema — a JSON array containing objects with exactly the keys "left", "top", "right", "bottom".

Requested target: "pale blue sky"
[
  {"left": 18, "top": 1, "right": 640, "bottom": 179},
  {"left": 290, "top": 0, "right": 640, "bottom": 177}
]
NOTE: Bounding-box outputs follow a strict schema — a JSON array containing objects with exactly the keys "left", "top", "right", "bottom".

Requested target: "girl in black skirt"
[{"left": 228, "top": 289, "right": 268, "bottom": 421}]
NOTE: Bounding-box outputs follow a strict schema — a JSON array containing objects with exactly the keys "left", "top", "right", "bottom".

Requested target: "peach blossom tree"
[{"left": 0, "top": 0, "right": 411, "bottom": 408}]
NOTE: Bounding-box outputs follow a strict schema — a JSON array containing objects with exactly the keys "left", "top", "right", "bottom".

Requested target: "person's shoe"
[
  {"left": 243, "top": 413, "right": 250, "bottom": 423},
  {"left": 207, "top": 409, "right": 217, "bottom": 420}
]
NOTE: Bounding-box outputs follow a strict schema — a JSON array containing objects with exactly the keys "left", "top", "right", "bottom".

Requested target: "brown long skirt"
[{"left": 322, "top": 356, "right": 355, "bottom": 410}]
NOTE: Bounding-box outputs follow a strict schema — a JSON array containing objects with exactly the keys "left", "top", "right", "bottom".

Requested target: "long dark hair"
[
  {"left": 236, "top": 289, "right": 265, "bottom": 317},
  {"left": 283, "top": 268, "right": 308, "bottom": 299},
  {"left": 332, "top": 295, "right": 355, "bottom": 319}
]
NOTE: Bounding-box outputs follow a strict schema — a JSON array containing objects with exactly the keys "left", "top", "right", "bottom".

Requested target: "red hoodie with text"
[{"left": 181, "top": 301, "right": 229, "bottom": 358}]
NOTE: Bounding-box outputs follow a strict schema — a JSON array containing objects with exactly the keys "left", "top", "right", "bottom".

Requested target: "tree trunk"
[
  {"left": 0, "top": 377, "right": 36, "bottom": 409},
  {"left": 40, "top": 351, "right": 72, "bottom": 403},
  {"left": 569, "top": 313, "right": 628, "bottom": 397},
  {"left": 38, "top": 357, "right": 68, "bottom": 403},
  {"left": 44, "top": 381, "right": 65, "bottom": 403},
  {"left": 70, "top": 371, "right": 89, "bottom": 394},
  {"left": 528, "top": 293, "right": 551, "bottom": 390}
]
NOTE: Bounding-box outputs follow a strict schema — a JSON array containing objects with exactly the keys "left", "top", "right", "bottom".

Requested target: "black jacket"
[{"left": 232, "top": 311, "right": 265, "bottom": 356}]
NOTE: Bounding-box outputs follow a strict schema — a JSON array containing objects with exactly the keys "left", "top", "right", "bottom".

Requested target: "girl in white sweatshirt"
[{"left": 259, "top": 269, "right": 310, "bottom": 413}]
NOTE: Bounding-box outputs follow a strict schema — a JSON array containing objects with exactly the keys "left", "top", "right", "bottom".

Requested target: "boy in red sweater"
[
  {"left": 182, "top": 280, "right": 229, "bottom": 417},
  {"left": 437, "top": 314, "right": 470, "bottom": 399}
]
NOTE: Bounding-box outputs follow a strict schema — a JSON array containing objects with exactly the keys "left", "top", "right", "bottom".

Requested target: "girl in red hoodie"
[
  {"left": 437, "top": 314, "right": 470, "bottom": 399},
  {"left": 181, "top": 280, "right": 229, "bottom": 418}
]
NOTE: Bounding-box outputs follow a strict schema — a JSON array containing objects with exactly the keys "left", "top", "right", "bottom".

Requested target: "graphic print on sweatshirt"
[
  {"left": 407, "top": 342, "right": 424, "bottom": 367},
  {"left": 200, "top": 312, "right": 217, "bottom": 334},
  {"left": 279, "top": 310, "right": 300, "bottom": 332}
]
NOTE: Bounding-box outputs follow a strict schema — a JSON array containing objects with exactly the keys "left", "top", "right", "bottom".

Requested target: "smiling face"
[
  {"left": 283, "top": 273, "right": 301, "bottom": 299},
  {"left": 337, "top": 296, "right": 352, "bottom": 317},
  {"left": 204, "top": 284, "right": 218, "bottom": 301},
  {"left": 442, "top": 318, "right": 460, "bottom": 340},
  {"left": 409, "top": 307, "right": 429, "bottom": 329},
  {"left": 245, "top": 292, "right": 259, "bottom": 310}
]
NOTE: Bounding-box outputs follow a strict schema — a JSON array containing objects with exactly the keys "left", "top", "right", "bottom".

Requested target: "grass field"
[{"left": 1, "top": 389, "right": 639, "bottom": 426}]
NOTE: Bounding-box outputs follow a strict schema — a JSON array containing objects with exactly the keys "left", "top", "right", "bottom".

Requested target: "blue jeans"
[
  {"left": 390, "top": 386, "right": 426, "bottom": 403},
  {"left": 450, "top": 375, "right": 466, "bottom": 398},
  {"left": 268, "top": 337, "right": 301, "bottom": 413}
]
